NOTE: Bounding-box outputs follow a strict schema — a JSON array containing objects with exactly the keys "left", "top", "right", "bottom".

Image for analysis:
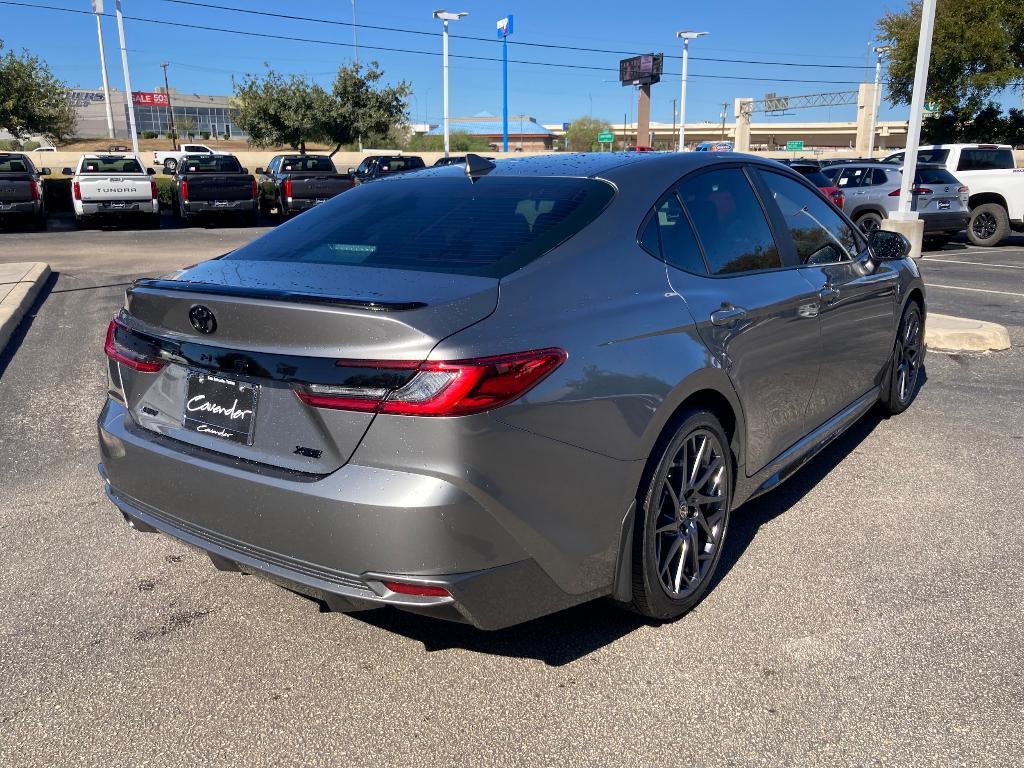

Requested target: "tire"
[
  {"left": 856, "top": 211, "right": 884, "bottom": 235},
  {"left": 33, "top": 214, "right": 47, "bottom": 231},
  {"left": 626, "top": 410, "right": 733, "bottom": 621},
  {"left": 966, "top": 203, "right": 1010, "bottom": 247},
  {"left": 241, "top": 211, "right": 258, "bottom": 227},
  {"left": 879, "top": 302, "right": 924, "bottom": 415},
  {"left": 163, "top": 158, "right": 178, "bottom": 173}
]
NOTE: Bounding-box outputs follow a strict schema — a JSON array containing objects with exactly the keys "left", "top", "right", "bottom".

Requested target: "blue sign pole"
[{"left": 497, "top": 16, "right": 513, "bottom": 153}]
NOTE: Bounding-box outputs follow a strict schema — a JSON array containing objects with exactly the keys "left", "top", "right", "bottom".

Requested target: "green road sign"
[
  {"left": 786, "top": 140, "right": 805, "bottom": 151},
  {"left": 597, "top": 131, "right": 614, "bottom": 143}
]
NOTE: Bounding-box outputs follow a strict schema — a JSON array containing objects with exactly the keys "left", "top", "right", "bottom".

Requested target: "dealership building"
[{"left": 69, "top": 87, "right": 246, "bottom": 140}]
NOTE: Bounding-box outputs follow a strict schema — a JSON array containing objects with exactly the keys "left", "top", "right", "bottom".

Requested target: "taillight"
[
  {"left": 150, "top": 180, "right": 158, "bottom": 199},
  {"left": 283, "top": 178, "right": 292, "bottom": 198},
  {"left": 382, "top": 581, "right": 451, "bottom": 598},
  {"left": 73, "top": 181, "right": 81, "bottom": 200},
  {"left": 889, "top": 186, "right": 932, "bottom": 196},
  {"left": 30, "top": 179, "right": 40, "bottom": 201},
  {"left": 180, "top": 179, "right": 189, "bottom": 201},
  {"left": 830, "top": 189, "right": 844, "bottom": 210},
  {"left": 104, "top": 318, "right": 166, "bottom": 373},
  {"left": 251, "top": 176, "right": 259, "bottom": 199},
  {"left": 294, "top": 348, "right": 567, "bottom": 417},
  {"left": 958, "top": 185, "right": 969, "bottom": 194}
]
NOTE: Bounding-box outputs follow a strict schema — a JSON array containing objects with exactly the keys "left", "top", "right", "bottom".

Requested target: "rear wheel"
[
  {"left": 856, "top": 211, "right": 884, "bottom": 235},
  {"left": 163, "top": 158, "right": 178, "bottom": 173},
  {"left": 880, "top": 302, "right": 923, "bottom": 415},
  {"left": 627, "top": 410, "right": 732, "bottom": 620},
  {"left": 966, "top": 203, "right": 1009, "bottom": 247}
]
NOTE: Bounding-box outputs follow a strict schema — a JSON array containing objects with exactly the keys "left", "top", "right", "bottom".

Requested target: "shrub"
[
  {"left": 222, "top": 132, "right": 230, "bottom": 140},
  {"left": 22, "top": 140, "right": 40, "bottom": 151},
  {"left": 141, "top": 131, "right": 158, "bottom": 139},
  {"left": 200, "top": 131, "right": 211, "bottom": 140},
  {"left": 155, "top": 177, "right": 176, "bottom": 208},
  {"left": 0, "top": 139, "right": 23, "bottom": 150}
]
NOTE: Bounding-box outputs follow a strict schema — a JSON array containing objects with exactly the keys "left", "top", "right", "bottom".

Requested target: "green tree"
[
  {"left": 564, "top": 116, "right": 611, "bottom": 152},
  {"left": 322, "top": 62, "right": 411, "bottom": 155},
  {"left": 232, "top": 69, "right": 331, "bottom": 153},
  {"left": 0, "top": 40, "right": 77, "bottom": 142},
  {"left": 878, "top": 1, "right": 1024, "bottom": 116},
  {"left": 405, "top": 131, "right": 490, "bottom": 152},
  {"left": 176, "top": 115, "right": 197, "bottom": 140}
]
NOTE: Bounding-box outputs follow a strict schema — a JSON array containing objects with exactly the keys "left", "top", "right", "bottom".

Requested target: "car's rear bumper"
[
  {"left": 920, "top": 210, "right": 970, "bottom": 233},
  {"left": 77, "top": 200, "right": 158, "bottom": 216},
  {"left": 0, "top": 201, "right": 41, "bottom": 216},
  {"left": 184, "top": 199, "right": 256, "bottom": 214},
  {"left": 97, "top": 400, "right": 616, "bottom": 629}
]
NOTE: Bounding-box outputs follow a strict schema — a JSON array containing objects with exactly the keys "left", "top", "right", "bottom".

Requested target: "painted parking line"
[
  {"left": 925, "top": 283, "right": 1024, "bottom": 298},
  {"left": 925, "top": 247, "right": 1024, "bottom": 258},
  {"left": 923, "top": 258, "right": 1024, "bottom": 269}
]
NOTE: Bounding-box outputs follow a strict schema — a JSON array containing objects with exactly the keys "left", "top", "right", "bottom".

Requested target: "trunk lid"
[
  {"left": 184, "top": 174, "right": 253, "bottom": 202},
  {"left": 285, "top": 174, "right": 353, "bottom": 200},
  {"left": 77, "top": 175, "right": 152, "bottom": 202},
  {"left": 113, "top": 260, "right": 498, "bottom": 473},
  {"left": 0, "top": 175, "right": 34, "bottom": 204}
]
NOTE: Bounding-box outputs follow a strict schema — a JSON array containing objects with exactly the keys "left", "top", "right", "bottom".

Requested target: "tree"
[
  {"left": 405, "top": 131, "right": 490, "bottom": 152},
  {"left": 0, "top": 40, "right": 77, "bottom": 142},
  {"left": 322, "top": 62, "right": 411, "bottom": 155},
  {"left": 877, "top": 1, "right": 1024, "bottom": 116},
  {"left": 232, "top": 69, "right": 331, "bottom": 153},
  {"left": 176, "top": 116, "right": 197, "bottom": 140},
  {"left": 564, "top": 116, "right": 611, "bottom": 152}
]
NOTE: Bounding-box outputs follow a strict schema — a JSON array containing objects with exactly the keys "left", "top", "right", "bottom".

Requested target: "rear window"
[
  {"left": 281, "top": 156, "right": 335, "bottom": 172},
  {"left": 223, "top": 176, "right": 615, "bottom": 278},
  {"left": 957, "top": 148, "right": 1014, "bottom": 171},
  {"left": 80, "top": 157, "right": 143, "bottom": 174},
  {"left": 379, "top": 157, "right": 424, "bottom": 173},
  {"left": 915, "top": 167, "right": 961, "bottom": 185},
  {"left": 794, "top": 168, "right": 832, "bottom": 188},
  {"left": 0, "top": 156, "right": 29, "bottom": 173},
  {"left": 916, "top": 149, "right": 949, "bottom": 165},
  {"left": 182, "top": 155, "right": 243, "bottom": 173}
]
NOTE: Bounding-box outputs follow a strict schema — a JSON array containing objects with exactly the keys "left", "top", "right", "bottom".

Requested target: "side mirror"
[
  {"left": 61, "top": 167, "right": 73, "bottom": 176},
  {"left": 254, "top": 167, "right": 264, "bottom": 175},
  {"left": 40, "top": 167, "right": 51, "bottom": 176},
  {"left": 868, "top": 229, "right": 911, "bottom": 260},
  {"left": 241, "top": 167, "right": 248, "bottom": 174},
  {"left": 146, "top": 167, "right": 156, "bottom": 176},
  {"left": 347, "top": 167, "right": 355, "bottom": 175}
]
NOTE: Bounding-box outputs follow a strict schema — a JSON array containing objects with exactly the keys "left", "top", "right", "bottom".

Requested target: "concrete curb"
[
  {"left": 926, "top": 313, "right": 1011, "bottom": 353},
  {"left": 0, "top": 262, "right": 51, "bottom": 357}
]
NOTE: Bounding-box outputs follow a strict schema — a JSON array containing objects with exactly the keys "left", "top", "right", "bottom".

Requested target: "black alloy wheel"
[
  {"left": 881, "top": 302, "right": 923, "bottom": 415},
  {"left": 971, "top": 211, "right": 997, "bottom": 241},
  {"left": 628, "top": 410, "right": 732, "bottom": 620},
  {"left": 857, "top": 212, "right": 883, "bottom": 235}
]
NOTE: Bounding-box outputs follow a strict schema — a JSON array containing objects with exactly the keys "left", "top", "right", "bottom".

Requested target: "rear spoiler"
[{"left": 131, "top": 278, "right": 427, "bottom": 312}]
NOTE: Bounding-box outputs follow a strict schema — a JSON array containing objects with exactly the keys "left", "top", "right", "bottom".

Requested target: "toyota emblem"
[{"left": 188, "top": 305, "right": 217, "bottom": 334}]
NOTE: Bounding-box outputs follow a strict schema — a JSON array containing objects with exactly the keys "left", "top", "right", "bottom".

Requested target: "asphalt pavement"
[{"left": 0, "top": 215, "right": 1021, "bottom": 767}]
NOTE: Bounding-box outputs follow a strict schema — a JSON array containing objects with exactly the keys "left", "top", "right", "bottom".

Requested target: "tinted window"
[
  {"left": 281, "top": 156, "right": 335, "bottom": 172},
  {"left": 868, "top": 168, "right": 888, "bottom": 185},
  {"left": 916, "top": 149, "right": 949, "bottom": 165},
  {"left": 80, "top": 156, "right": 143, "bottom": 174},
  {"left": 677, "top": 168, "right": 782, "bottom": 275},
  {"left": 836, "top": 167, "right": 868, "bottom": 188},
  {"left": 760, "top": 171, "right": 860, "bottom": 265},
  {"left": 355, "top": 158, "right": 373, "bottom": 174},
  {"left": 957, "top": 149, "right": 1014, "bottom": 171},
  {"left": 639, "top": 215, "right": 660, "bottom": 256},
  {"left": 798, "top": 169, "right": 833, "bottom": 188},
  {"left": 224, "top": 177, "right": 614, "bottom": 278},
  {"left": 181, "top": 155, "right": 243, "bottom": 173},
  {"left": 647, "top": 194, "right": 706, "bottom": 274},
  {"left": 821, "top": 166, "right": 841, "bottom": 182},
  {"left": 0, "top": 156, "right": 28, "bottom": 173},
  {"left": 915, "top": 167, "right": 961, "bottom": 185}
]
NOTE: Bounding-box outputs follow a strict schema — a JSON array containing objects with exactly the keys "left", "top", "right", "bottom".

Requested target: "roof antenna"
[{"left": 464, "top": 153, "right": 496, "bottom": 183}]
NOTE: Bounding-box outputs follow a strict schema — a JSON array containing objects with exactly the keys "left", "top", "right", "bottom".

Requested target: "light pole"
[
  {"left": 114, "top": 0, "right": 139, "bottom": 154},
  {"left": 867, "top": 46, "right": 890, "bottom": 158},
  {"left": 497, "top": 15, "right": 513, "bottom": 154},
  {"left": 676, "top": 30, "right": 708, "bottom": 152},
  {"left": 91, "top": 1, "right": 116, "bottom": 139},
  {"left": 160, "top": 62, "right": 177, "bottom": 150},
  {"left": 433, "top": 10, "right": 468, "bottom": 158},
  {"left": 352, "top": 0, "right": 362, "bottom": 152}
]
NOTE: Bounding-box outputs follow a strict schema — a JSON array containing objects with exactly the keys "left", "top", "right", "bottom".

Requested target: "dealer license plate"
[{"left": 182, "top": 371, "right": 258, "bottom": 445}]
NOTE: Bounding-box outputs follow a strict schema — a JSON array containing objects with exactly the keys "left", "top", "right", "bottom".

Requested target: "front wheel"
[
  {"left": 626, "top": 410, "right": 732, "bottom": 621},
  {"left": 880, "top": 302, "right": 924, "bottom": 415},
  {"left": 856, "top": 211, "right": 884, "bottom": 235}
]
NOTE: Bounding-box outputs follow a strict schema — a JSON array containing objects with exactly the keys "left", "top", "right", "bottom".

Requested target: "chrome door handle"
[
  {"left": 818, "top": 285, "right": 840, "bottom": 302},
  {"left": 710, "top": 306, "right": 748, "bottom": 327}
]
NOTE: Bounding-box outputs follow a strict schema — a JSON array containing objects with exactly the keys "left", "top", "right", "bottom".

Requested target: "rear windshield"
[
  {"left": 379, "top": 157, "right": 424, "bottom": 173},
  {"left": 281, "top": 156, "right": 335, "bottom": 172},
  {"left": 957, "top": 148, "right": 1014, "bottom": 171},
  {"left": 81, "top": 157, "right": 143, "bottom": 174},
  {"left": 182, "top": 155, "right": 243, "bottom": 173},
  {"left": 791, "top": 167, "right": 832, "bottom": 187},
  {"left": 915, "top": 167, "right": 961, "bottom": 185},
  {"left": 916, "top": 149, "right": 949, "bottom": 165},
  {"left": 224, "top": 176, "right": 615, "bottom": 278},
  {"left": 0, "top": 155, "right": 30, "bottom": 173}
]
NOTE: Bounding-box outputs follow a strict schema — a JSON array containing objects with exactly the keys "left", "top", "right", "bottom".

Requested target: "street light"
[
  {"left": 867, "top": 46, "right": 891, "bottom": 158},
  {"left": 433, "top": 9, "right": 468, "bottom": 158},
  {"left": 676, "top": 30, "right": 708, "bottom": 152}
]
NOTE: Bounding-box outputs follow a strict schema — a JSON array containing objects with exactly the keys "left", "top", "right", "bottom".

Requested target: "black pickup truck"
[
  {"left": 167, "top": 154, "right": 258, "bottom": 225},
  {"left": 0, "top": 153, "right": 50, "bottom": 230},
  {"left": 256, "top": 155, "right": 354, "bottom": 219},
  {"left": 349, "top": 155, "right": 426, "bottom": 184}
]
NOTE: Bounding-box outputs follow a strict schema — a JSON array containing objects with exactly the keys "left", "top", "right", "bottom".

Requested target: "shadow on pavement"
[{"left": 0, "top": 269, "right": 58, "bottom": 379}]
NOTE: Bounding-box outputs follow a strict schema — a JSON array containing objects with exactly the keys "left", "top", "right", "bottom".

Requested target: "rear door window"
[
  {"left": 835, "top": 167, "right": 867, "bottom": 188},
  {"left": 224, "top": 176, "right": 615, "bottom": 278},
  {"left": 640, "top": 194, "right": 706, "bottom": 274},
  {"left": 759, "top": 170, "right": 861, "bottom": 265},
  {"left": 957, "top": 149, "right": 1014, "bottom": 171},
  {"left": 676, "top": 168, "right": 782, "bottom": 275}
]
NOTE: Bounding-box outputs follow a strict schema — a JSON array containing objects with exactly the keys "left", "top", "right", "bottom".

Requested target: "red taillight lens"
[
  {"left": 829, "top": 189, "right": 844, "bottom": 210},
  {"left": 889, "top": 186, "right": 932, "bottom": 196},
  {"left": 104, "top": 318, "right": 166, "bottom": 373},
  {"left": 251, "top": 176, "right": 259, "bottom": 199},
  {"left": 382, "top": 580, "right": 451, "bottom": 598},
  {"left": 283, "top": 178, "right": 292, "bottom": 198},
  {"left": 180, "top": 179, "right": 189, "bottom": 201},
  {"left": 150, "top": 179, "right": 158, "bottom": 199},
  {"left": 73, "top": 181, "right": 81, "bottom": 200},
  {"left": 294, "top": 348, "right": 567, "bottom": 417},
  {"left": 958, "top": 185, "right": 969, "bottom": 194},
  {"left": 30, "top": 179, "right": 40, "bottom": 201}
]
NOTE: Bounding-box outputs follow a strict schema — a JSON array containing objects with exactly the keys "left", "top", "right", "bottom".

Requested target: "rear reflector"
[
  {"left": 73, "top": 181, "right": 81, "bottom": 201},
  {"left": 294, "top": 348, "right": 567, "bottom": 417},
  {"left": 30, "top": 179, "right": 40, "bottom": 201},
  {"left": 181, "top": 179, "right": 189, "bottom": 201},
  {"left": 104, "top": 318, "right": 166, "bottom": 373},
  {"left": 382, "top": 580, "right": 451, "bottom": 598}
]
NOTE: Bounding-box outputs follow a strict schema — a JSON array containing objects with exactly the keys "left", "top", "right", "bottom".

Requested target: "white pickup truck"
[
  {"left": 884, "top": 144, "right": 1024, "bottom": 246},
  {"left": 153, "top": 143, "right": 226, "bottom": 173},
  {"left": 64, "top": 153, "right": 159, "bottom": 229}
]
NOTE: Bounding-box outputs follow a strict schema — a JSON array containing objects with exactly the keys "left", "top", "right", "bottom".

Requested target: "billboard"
[
  {"left": 132, "top": 91, "right": 170, "bottom": 107},
  {"left": 619, "top": 54, "right": 663, "bottom": 86}
]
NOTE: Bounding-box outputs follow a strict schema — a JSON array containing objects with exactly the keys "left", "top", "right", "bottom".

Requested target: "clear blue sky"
[{"left": 2, "top": 0, "right": 1010, "bottom": 127}]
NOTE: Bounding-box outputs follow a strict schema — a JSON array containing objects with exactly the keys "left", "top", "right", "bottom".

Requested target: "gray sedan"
[{"left": 98, "top": 152, "right": 925, "bottom": 630}]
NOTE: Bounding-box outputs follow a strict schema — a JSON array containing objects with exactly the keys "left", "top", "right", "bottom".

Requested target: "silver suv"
[{"left": 822, "top": 162, "right": 969, "bottom": 245}]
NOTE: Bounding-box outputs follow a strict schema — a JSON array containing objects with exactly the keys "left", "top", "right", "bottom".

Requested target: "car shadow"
[
  {"left": 338, "top": 376, "right": 928, "bottom": 666},
  {"left": 0, "top": 269, "right": 58, "bottom": 379}
]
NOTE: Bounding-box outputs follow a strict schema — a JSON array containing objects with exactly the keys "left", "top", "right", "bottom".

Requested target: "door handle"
[
  {"left": 710, "top": 306, "right": 748, "bottom": 327},
  {"left": 818, "top": 285, "right": 840, "bottom": 303}
]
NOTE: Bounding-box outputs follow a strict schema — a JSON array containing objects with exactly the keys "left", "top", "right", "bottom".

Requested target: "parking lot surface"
[{"left": 1, "top": 217, "right": 1022, "bottom": 767}]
